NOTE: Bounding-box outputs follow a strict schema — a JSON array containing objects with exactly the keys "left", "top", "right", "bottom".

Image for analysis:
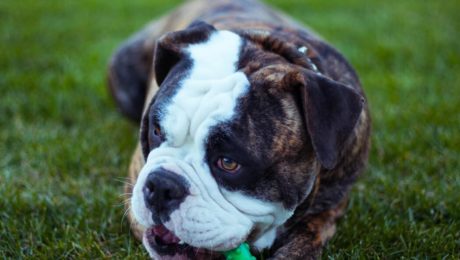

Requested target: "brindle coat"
[{"left": 108, "top": 0, "right": 370, "bottom": 258}]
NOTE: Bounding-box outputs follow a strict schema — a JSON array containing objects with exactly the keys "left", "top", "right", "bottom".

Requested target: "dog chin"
[
  {"left": 142, "top": 223, "right": 239, "bottom": 260},
  {"left": 137, "top": 200, "right": 252, "bottom": 259}
]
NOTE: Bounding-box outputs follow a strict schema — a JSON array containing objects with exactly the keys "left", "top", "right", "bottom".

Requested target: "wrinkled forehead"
[{"left": 151, "top": 30, "right": 249, "bottom": 150}]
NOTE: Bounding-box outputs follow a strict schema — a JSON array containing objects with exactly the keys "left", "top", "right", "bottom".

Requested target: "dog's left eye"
[
  {"left": 216, "top": 157, "right": 241, "bottom": 173},
  {"left": 153, "top": 125, "right": 162, "bottom": 137},
  {"left": 149, "top": 123, "right": 164, "bottom": 149}
]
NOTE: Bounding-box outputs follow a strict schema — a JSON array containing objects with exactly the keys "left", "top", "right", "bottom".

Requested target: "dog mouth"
[{"left": 145, "top": 225, "right": 224, "bottom": 260}]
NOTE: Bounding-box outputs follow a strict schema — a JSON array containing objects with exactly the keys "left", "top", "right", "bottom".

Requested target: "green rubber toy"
[{"left": 223, "top": 243, "right": 256, "bottom": 260}]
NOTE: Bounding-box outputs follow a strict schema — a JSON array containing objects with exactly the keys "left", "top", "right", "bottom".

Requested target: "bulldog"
[{"left": 108, "top": 0, "right": 371, "bottom": 259}]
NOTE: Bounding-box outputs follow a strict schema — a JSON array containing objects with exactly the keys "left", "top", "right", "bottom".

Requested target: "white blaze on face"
[{"left": 131, "top": 30, "right": 293, "bottom": 252}]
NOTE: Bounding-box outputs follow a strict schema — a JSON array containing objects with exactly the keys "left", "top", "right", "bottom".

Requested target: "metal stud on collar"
[{"left": 298, "top": 45, "right": 322, "bottom": 75}]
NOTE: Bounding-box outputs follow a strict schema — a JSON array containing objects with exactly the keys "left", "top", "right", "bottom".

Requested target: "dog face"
[{"left": 130, "top": 22, "right": 363, "bottom": 259}]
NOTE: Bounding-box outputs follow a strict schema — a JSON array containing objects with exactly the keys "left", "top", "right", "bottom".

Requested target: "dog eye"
[
  {"left": 149, "top": 123, "right": 164, "bottom": 149},
  {"left": 153, "top": 124, "right": 162, "bottom": 137},
  {"left": 216, "top": 157, "right": 241, "bottom": 173}
]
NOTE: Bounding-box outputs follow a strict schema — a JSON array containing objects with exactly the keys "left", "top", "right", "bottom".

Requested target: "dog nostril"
[
  {"left": 164, "top": 190, "right": 172, "bottom": 201},
  {"left": 164, "top": 188, "right": 184, "bottom": 202}
]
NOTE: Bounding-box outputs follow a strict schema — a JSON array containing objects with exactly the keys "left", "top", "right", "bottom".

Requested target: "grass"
[{"left": 0, "top": 0, "right": 458, "bottom": 258}]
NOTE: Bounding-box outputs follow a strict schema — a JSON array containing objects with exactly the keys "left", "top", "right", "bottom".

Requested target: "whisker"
[
  {"left": 121, "top": 205, "right": 131, "bottom": 227},
  {"left": 114, "top": 176, "right": 132, "bottom": 181},
  {"left": 113, "top": 178, "right": 134, "bottom": 187},
  {"left": 113, "top": 197, "right": 132, "bottom": 207},
  {"left": 118, "top": 192, "right": 133, "bottom": 197}
]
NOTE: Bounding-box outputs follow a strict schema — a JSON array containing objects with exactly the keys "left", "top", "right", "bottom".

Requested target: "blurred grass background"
[{"left": 0, "top": 0, "right": 459, "bottom": 258}]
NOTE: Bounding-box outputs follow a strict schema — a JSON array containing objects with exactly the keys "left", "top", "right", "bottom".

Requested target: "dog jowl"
[{"left": 108, "top": 0, "right": 370, "bottom": 259}]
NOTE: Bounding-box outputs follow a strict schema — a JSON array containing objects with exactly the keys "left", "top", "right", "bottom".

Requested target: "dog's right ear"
[
  {"left": 284, "top": 69, "right": 364, "bottom": 170},
  {"left": 154, "top": 21, "right": 216, "bottom": 86}
]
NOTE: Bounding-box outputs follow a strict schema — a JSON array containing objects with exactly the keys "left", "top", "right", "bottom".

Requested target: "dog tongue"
[{"left": 152, "top": 225, "right": 180, "bottom": 244}]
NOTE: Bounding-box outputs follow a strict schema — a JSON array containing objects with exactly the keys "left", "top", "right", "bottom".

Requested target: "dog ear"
[
  {"left": 154, "top": 21, "right": 216, "bottom": 86},
  {"left": 107, "top": 28, "right": 156, "bottom": 122},
  {"left": 286, "top": 69, "right": 364, "bottom": 169}
]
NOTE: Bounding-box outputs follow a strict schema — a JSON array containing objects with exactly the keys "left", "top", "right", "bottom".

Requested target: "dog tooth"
[{"left": 179, "top": 240, "right": 185, "bottom": 245}]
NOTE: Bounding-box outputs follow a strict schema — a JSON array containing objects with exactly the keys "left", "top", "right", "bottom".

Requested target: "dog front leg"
[{"left": 269, "top": 202, "right": 347, "bottom": 260}]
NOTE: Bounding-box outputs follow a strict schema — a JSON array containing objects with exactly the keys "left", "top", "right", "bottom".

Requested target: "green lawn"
[{"left": 1, "top": 0, "right": 459, "bottom": 258}]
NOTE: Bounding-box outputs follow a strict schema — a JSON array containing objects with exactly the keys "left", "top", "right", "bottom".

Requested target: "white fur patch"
[
  {"left": 161, "top": 30, "right": 245, "bottom": 146},
  {"left": 219, "top": 189, "right": 293, "bottom": 250},
  {"left": 131, "top": 30, "right": 291, "bottom": 254}
]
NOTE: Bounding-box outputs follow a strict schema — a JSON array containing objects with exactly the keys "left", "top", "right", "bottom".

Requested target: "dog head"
[{"left": 130, "top": 22, "right": 363, "bottom": 259}]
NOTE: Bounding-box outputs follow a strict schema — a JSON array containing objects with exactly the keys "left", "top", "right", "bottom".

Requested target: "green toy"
[{"left": 223, "top": 243, "right": 256, "bottom": 260}]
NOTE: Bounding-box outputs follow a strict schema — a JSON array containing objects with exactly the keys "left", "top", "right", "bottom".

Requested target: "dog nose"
[{"left": 143, "top": 169, "right": 189, "bottom": 216}]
